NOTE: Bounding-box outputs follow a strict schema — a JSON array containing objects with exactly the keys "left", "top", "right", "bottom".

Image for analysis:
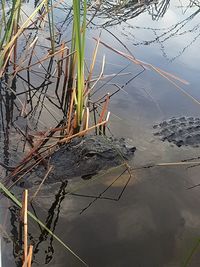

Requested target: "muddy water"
[{"left": 1, "top": 0, "right": 200, "bottom": 266}]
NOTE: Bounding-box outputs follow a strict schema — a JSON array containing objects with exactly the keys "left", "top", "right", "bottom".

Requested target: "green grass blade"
[
  {"left": 182, "top": 239, "right": 200, "bottom": 267},
  {"left": 1, "top": 0, "right": 7, "bottom": 26},
  {"left": 72, "top": 0, "right": 87, "bottom": 128}
]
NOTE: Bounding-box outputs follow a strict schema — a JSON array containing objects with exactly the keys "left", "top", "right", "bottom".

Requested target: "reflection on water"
[
  {"left": 91, "top": 0, "right": 200, "bottom": 26},
  {"left": 0, "top": 74, "right": 17, "bottom": 175},
  {"left": 9, "top": 205, "right": 22, "bottom": 267},
  {"left": 90, "top": 0, "right": 170, "bottom": 26},
  {"left": 1, "top": 0, "right": 200, "bottom": 266},
  {"left": 91, "top": 0, "right": 200, "bottom": 63},
  {"left": 32, "top": 181, "right": 68, "bottom": 264}
]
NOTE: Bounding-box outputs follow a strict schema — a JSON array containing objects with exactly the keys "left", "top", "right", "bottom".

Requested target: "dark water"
[{"left": 1, "top": 0, "right": 200, "bottom": 266}]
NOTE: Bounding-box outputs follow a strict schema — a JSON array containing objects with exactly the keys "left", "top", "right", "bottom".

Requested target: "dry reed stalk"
[
  {"left": 98, "top": 94, "right": 110, "bottom": 123},
  {"left": 16, "top": 46, "right": 72, "bottom": 73},
  {"left": 7, "top": 119, "right": 71, "bottom": 183},
  {"left": 8, "top": 129, "right": 52, "bottom": 178},
  {"left": 55, "top": 43, "right": 65, "bottom": 96},
  {"left": 0, "top": 0, "right": 48, "bottom": 72},
  {"left": 27, "top": 0, "right": 65, "bottom": 29},
  {"left": 28, "top": 120, "right": 84, "bottom": 141},
  {"left": 85, "top": 107, "right": 89, "bottom": 130},
  {"left": 98, "top": 94, "right": 110, "bottom": 134},
  {"left": 13, "top": 20, "right": 18, "bottom": 72},
  {"left": 8, "top": 153, "right": 53, "bottom": 190},
  {"left": 94, "top": 38, "right": 189, "bottom": 85},
  {"left": 30, "top": 112, "right": 110, "bottom": 142},
  {"left": 27, "top": 245, "right": 33, "bottom": 267},
  {"left": 61, "top": 48, "right": 70, "bottom": 109},
  {"left": 93, "top": 39, "right": 200, "bottom": 108},
  {"left": 81, "top": 107, "right": 90, "bottom": 133},
  {"left": 20, "top": 6, "right": 39, "bottom": 27},
  {"left": 72, "top": 112, "right": 78, "bottom": 132},
  {"left": 155, "top": 67, "right": 189, "bottom": 85},
  {"left": 149, "top": 66, "right": 200, "bottom": 106},
  {"left": 0, "top": 46, "right": 15, "bottom": 77},
  {"left": 15, "top": 124, "right": 47, "bottom": 166},
  {"left": 59, "top": 42, "right": 65, "bottom": 70},
  {"left": 89, "top": 72, "right": 131, "bottom": 83},
  {"left": 12, "top": 35, "right": 45, "bottom": 77},
  {"left": 85, "top": 55, "right": 106, "bottom": 96},
  {"left": 157, "top": 161, "right": 200, "bottom": 166},
  {"left": 22, "top": 245, "right": 33, "bottom": 267},
  {"left": 59, "top": 114, "right": 110, "bottom": 143},
  {"left": 66, "top": 88, "right": 76, "bottom": 134},
  {"left": 86, "top": 33, "right": 101, "bottom": 90},
  {"left": 21, "top": 190, "right": 28, "bottom": 266}
]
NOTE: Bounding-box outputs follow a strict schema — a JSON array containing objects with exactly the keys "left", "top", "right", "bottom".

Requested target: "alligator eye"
[{"left": 84, "top": 152, "right": 96, "bottom": 158}]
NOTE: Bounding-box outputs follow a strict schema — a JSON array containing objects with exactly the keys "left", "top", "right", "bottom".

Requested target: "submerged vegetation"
[{"left": 1, "top": 0, "right": 200, "bottom": 266}]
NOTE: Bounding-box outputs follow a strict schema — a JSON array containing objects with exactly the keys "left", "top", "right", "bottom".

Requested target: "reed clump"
[{"left": 1, "top": 1, "right": 196, "bottom": 266}]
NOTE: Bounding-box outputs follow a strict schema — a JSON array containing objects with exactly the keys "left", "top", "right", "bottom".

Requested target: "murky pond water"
[{"left": 1, "top": 0, "right": 200, "bottom": 266}]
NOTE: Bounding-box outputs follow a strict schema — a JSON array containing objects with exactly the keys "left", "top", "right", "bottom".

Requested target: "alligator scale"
[{"left": 153, "top": 116, "right": 200, "bottom": 147}]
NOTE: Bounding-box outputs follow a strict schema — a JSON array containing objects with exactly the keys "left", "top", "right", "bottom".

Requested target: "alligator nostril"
[{"left": 81, "top": 172, "right": 97, "bottom": 180}]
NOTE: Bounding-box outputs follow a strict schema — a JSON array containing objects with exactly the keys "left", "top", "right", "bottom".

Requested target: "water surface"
[{"left": 1, "top": 1, "right": 200, "bottom": 266}]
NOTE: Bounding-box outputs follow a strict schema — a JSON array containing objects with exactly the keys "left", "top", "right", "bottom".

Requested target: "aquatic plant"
[
  {"left": 0, "top": 0, "right": 22, "bottom": 70},
  {"left": 0, "top": 0, "right": 47, "bottom": 75},
  {"left": 45, "top": 0, "right": 56, "bottom": 53},
  {"left": 2, "top": 1, "right": 199, "bottom": 266},
  {"left": 71, "top": 0, "right": 87, "bottom": 130}
]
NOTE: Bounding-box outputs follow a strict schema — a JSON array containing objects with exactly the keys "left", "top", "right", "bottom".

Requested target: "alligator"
[
  {"left": 153, "top": 116, "right": 200, "bottom": 147},
  {"left": 19, "top": 135, "right": 136, "bottom": 187}
]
